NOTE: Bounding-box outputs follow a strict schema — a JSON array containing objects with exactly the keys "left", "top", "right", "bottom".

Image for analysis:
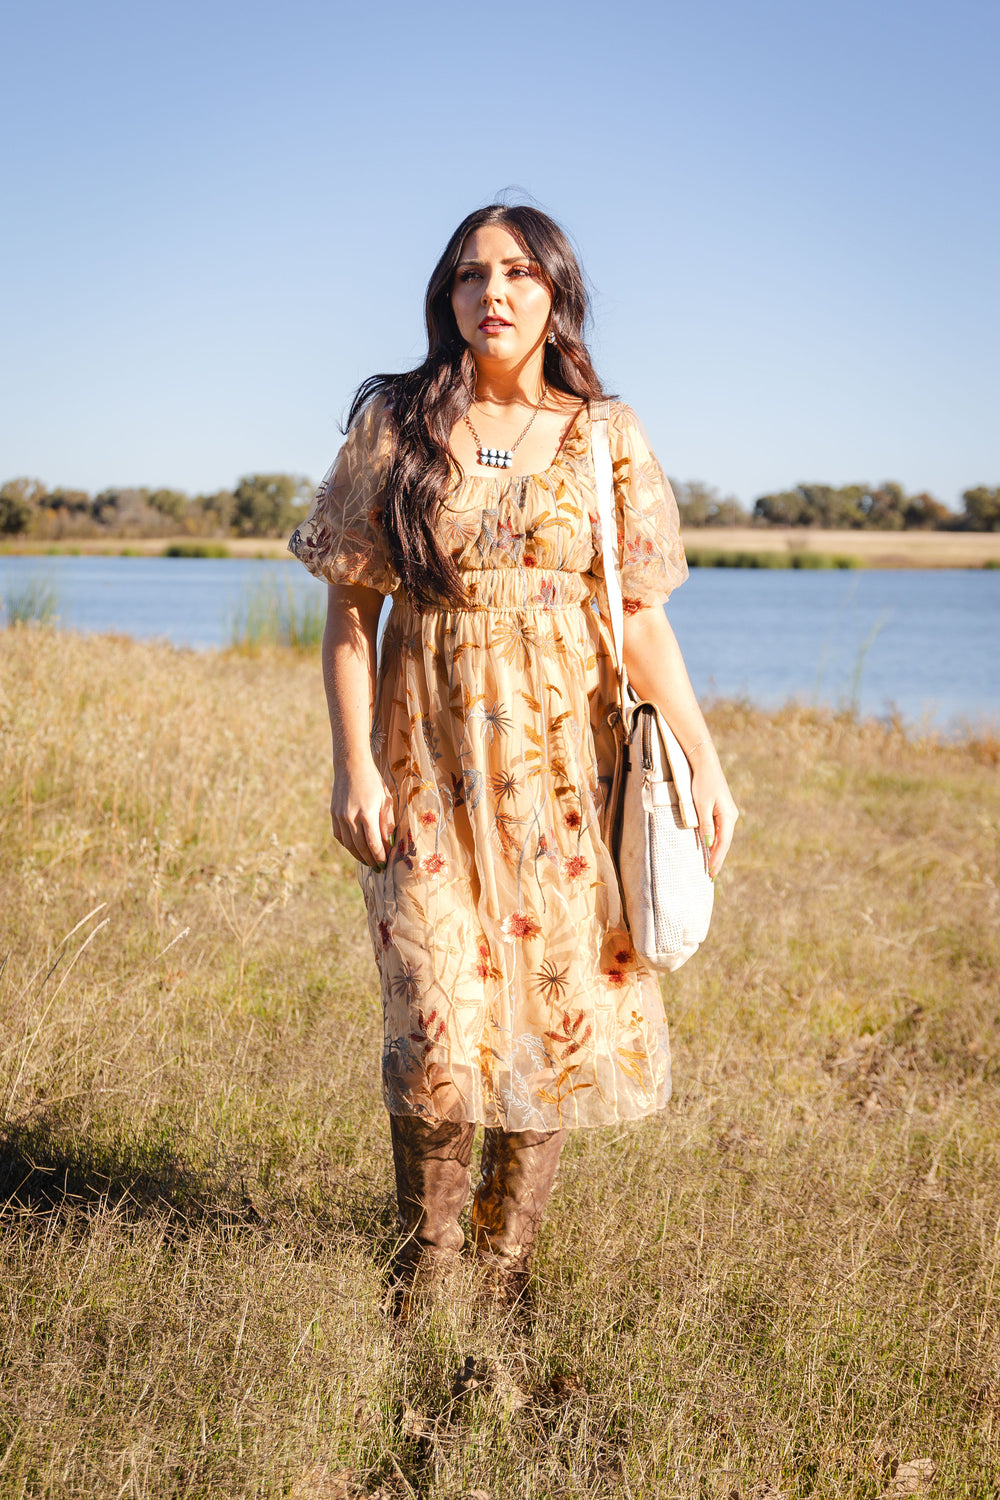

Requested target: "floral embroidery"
[
  {"left": 394, "top": 831, "right": 417, "bottom": 870},
  {"left": 290, "top": 399, "right": 684, "bottom": 1130},
  {"left": 502, "top": 911, "right": 541, "bottom": 941},
  {"left": 535, "top": 960, "right": 570, "bottom": 1001}
]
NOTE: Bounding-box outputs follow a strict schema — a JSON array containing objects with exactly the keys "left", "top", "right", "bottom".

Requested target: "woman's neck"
[{"left": 472, "top": 351, "right": 546, "bottom": 407}]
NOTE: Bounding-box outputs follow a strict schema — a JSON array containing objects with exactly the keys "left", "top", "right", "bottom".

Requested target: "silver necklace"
[{"left": 464, "top": 387, "right": 547, "bottom": 469}]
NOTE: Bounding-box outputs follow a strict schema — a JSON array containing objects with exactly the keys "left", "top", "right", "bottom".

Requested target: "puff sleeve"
[
  {"left": 606, "top": 403, "right": 688, "bottom": 613},
  {"left": 288, "top": 397, "right": 400, "bottom": 595}
]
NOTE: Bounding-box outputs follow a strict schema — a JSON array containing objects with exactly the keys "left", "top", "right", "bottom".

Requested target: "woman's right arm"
[{"left": 322, "top": 582, "right": 395, "bottom": 868}]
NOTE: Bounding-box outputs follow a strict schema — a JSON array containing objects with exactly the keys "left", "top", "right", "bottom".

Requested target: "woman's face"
[{"left": 450, "top": 223, "right": 553, "bottom": 367}]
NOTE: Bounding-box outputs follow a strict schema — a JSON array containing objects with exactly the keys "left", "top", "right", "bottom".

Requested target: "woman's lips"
[{"left": 479, "top": 318, "right": 511, "bottom": 331}]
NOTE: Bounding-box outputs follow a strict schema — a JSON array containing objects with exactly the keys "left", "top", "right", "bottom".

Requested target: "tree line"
[
  {"left": 2, "top": 473, "right": 999, "bottom": 538},
  {"left": 670, "top": 480, "right": 1000, "bottom": 531},
  {"left": 0, "top": 475, "right": 312, "bottom": 540}
]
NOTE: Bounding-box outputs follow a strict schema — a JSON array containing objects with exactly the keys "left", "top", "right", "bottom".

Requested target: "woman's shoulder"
[
  {"left": 603, "top": 400, "right": 658, "bottom": 458},
  {"left": 340, "top": 389, "right": 396, "bottom": 467},
  {"left": 605, "top": 398, "right": 643, "bottom": 429}
]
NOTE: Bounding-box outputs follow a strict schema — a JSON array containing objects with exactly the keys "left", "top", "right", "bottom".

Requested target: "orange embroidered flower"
[
  {"left": 475, "top": 940, "right": 492, "bottom": 979},
  {"left": 420, "top": 852, "right": 446, "bottom": 876},
  {"left": 605, "top": 968, "right": 627, "bottom": 987},
  {"left": 622, "top": 597, "right": 645, "bottom": 617},
  {"left": 378, "top": 918, "right": 393, "bottom": 950},
  {"left": 501, "top": 911, "right": 540, "bottom": 941},
  {"left": 563, "top": 809, "right": 582, "bottom": 830},
  {"left": 562, "top": 854, "right": 588, "bottom": 880},
  {"left": 418, "top": 809, "right": 438, "bottom": 827}
]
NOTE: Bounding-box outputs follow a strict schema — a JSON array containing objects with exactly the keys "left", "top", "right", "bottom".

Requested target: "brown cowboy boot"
[
  {"left": 389, "top": 1113, "right": 474, "bottom": 1316},
  {"left": 471, "top": 1127, "right": 564, "bottom": 1304}
]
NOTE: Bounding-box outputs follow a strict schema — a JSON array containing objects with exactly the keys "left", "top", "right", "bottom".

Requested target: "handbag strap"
[
  {"left": 590, "top": 400, "right": 700, "bottom": 827},
  {"left": 590, "top": 399, "right": 631, "bottom": 712}
]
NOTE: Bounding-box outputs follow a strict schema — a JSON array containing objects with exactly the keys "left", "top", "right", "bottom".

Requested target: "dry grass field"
[{"left": 2, "top": 629, "right": 999, "bottom": 1499}]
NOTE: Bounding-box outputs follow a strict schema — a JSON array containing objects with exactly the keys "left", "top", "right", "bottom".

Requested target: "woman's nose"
[{"left": 481, "top": 270, "right": 506, "bottom": 303}]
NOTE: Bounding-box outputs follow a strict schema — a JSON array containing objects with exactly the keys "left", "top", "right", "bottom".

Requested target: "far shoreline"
[{"left": 1, "top": 527, "right": 999, "bottom": 568}]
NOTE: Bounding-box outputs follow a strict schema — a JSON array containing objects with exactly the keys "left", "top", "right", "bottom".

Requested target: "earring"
[{"left": 547, "top": 331, "right": 558, "bottom": 347}]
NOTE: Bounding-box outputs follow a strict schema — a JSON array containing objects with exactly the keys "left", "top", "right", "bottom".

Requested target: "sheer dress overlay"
[{"left": 290, "top": 399, "right": 688, "bottom": 1130}]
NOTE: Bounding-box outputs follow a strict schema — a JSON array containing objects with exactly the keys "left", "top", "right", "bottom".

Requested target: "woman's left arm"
[{"left": 622, "top": 607, "right": 739, "bottom": 877}]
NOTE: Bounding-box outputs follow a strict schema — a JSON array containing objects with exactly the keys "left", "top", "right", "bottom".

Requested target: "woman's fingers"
[
  {"left": 707, "top": 798, "right": 739, "bottom": 878},
  {"left": 342, "top": 815, "right": 387, "bottom": 867},
  {"left": 330, "top": 773, "right": 396, "bottom": 869}
]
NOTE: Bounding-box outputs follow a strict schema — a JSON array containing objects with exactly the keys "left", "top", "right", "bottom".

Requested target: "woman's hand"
[
  {"left": 689, "top": 744, "right": 740, "bottom": 879},
  {"left": 330, "top": 758, "right": 396, "bottom": 869}
]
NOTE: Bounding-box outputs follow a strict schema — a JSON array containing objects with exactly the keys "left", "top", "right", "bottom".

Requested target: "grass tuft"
[
  {"left": 3, "top": 572, "right": 59, "bottom": 625},
  {"left": 163, "top": 540, "right": 232, "bottom": 558},
  {"left": 228, "top": 574, "right": 325, "bottom": 652}
]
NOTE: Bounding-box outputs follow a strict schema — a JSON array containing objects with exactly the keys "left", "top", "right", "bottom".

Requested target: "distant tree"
[
  {"left": 232, "top": 473, "right": 312, "bottom": 537},
  {"left": 197, "top": 489, "right": 235, "bottom": 534},
  {"left": 46, "top": 487, "right": 91, "bottom": 515},
  {"left": 961, "top": 486, "right": 1000, "bottom": 531},
  {"left": 902, "top": 491, "right": 951, "bottom": 529},
  {"left": 0, "top": 478, "right": 47, "bottom": 534},
  {"left": 753, "top": 487, "right": 814, "bottom": 526},
  {"left": 671, "top": 479, "right": 750, "bottom": 527},
  {"left": 859, "top": 482, "right": 907, "bottom": 530},
  {"left": 147, "top": 488, "right": 191, "bottom": 526},
  {"left": 92, "top": 488, "right": 173, "bottom": 533}
]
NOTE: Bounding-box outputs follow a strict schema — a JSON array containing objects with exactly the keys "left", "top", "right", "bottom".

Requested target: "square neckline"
[{"left": 456, "top": 400, "right": 589, "bottom": 485}]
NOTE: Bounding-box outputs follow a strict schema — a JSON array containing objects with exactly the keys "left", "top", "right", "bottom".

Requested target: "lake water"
[{"left": 1, "top": 555, "right": 997, "bottom": 731}]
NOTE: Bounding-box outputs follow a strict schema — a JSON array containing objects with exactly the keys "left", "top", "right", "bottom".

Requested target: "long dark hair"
[{"left": 348, "top": 204, "right": 609, "bottom": 611}]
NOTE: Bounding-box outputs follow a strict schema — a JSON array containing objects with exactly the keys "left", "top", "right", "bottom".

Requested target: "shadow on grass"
[{"left": 0, "top": 1111, "right": 397, "bottom": 1263}]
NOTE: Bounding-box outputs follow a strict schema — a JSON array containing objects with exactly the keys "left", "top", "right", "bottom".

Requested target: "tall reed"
[
  {"left": 3, "top": 573, "right": 58, "bottom": 625},
  {"left": 227, "top": 573, "right": 325, "bottom": 651}
]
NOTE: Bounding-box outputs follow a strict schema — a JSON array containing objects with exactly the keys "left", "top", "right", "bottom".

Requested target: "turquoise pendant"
[{"left": 478, "top": 447, "right": 513, "bottom": 469}]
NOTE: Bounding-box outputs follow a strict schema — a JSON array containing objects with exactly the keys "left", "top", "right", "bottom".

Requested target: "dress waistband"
[{"left": 395, "top": 567, "right": 593, "bottom": 616}]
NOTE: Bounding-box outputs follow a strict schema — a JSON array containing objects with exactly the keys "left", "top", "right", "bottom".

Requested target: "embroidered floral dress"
[{"left": 289, "top": 399, "right": 688, "bottom": 1131}]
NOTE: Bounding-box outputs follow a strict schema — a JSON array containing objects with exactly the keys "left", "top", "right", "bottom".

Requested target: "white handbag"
[{"left": 590, "top": 401, "right": 714, "bottom": 972}]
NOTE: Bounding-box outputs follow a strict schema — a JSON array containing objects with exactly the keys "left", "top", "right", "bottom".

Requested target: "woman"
[{"left": 289, "top": 204, "right": 738, "bottom": 1305}]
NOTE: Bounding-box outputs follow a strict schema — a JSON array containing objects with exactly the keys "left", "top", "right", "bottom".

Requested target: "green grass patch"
[
  {"left": 162, "top": 540, "right": 232, "bottom": 559},
  {"left": 686, "top": 547, "right": 861, "bottom": 569}
]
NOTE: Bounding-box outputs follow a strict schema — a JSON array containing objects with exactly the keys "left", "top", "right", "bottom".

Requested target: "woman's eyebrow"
[{"left": 456, "top": 255, "right": 532, "bottom": 267}]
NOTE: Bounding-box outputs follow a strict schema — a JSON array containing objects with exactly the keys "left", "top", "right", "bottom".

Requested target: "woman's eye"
[
  {"left": 458, "top": 269, "right": 481, "bottom": 283},
  {"left": 508, "top": 265, "right": 532, "bottom": 278}
]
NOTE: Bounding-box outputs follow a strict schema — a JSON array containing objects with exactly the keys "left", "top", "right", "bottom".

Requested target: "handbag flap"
[{"left": 626, "top": 698, "right": 699, "bottom": 830}]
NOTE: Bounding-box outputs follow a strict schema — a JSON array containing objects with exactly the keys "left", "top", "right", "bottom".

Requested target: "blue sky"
[{"left": 2, "top": 0, "right": 997, "bottom": 508}]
